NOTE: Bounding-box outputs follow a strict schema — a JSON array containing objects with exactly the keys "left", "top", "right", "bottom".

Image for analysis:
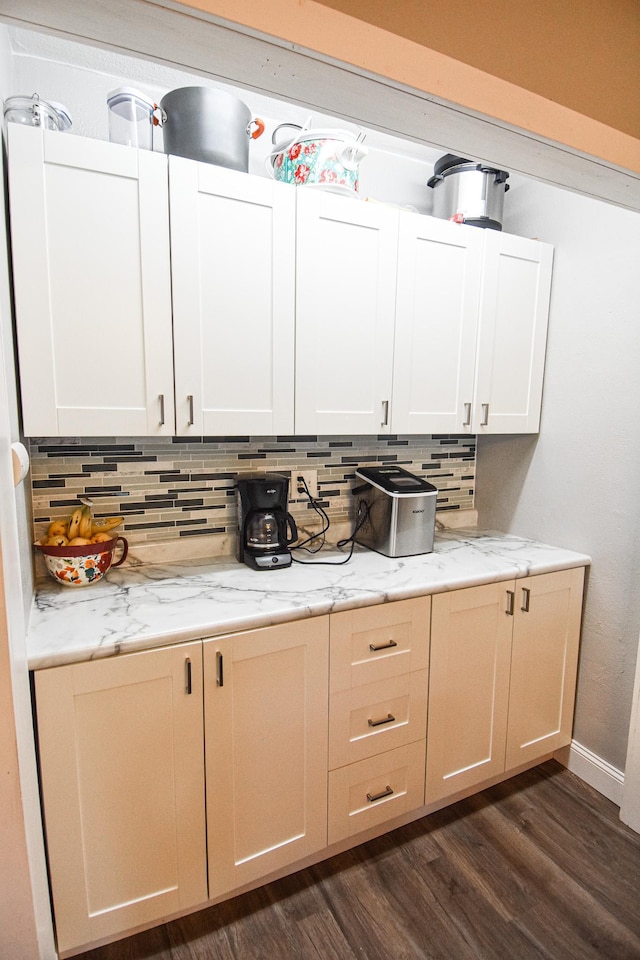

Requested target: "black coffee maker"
[{"left": 236, "top": 474, "right": 298, "bottom": 570}]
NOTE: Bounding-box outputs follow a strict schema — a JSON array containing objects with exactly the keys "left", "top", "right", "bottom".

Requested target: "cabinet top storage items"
[
  {"left": 26, "top": 529, "right": 589, "bottom": 670},
  {"left": 8, "top": 124, "right": 553, "bottom": 438}
]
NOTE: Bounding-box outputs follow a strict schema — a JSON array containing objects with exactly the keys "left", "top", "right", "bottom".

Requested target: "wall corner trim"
[{"left": 554, "top": 740, "right": 624, "bottom": 807}]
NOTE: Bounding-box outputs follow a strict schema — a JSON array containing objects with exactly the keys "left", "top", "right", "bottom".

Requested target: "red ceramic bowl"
[{"left": 35, "top": 536, "right": 128, "bottom": 587}]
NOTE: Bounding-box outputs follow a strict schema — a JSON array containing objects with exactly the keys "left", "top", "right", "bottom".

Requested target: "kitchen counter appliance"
[
  {"left": 427, "top": 153, "right": 510, "bottom": 230},
  {"left": 354, "top": 466, "right": 437, "bottom": 557},
  {"left": 236, "top": 474, "right": 298, "bottom": 569}
]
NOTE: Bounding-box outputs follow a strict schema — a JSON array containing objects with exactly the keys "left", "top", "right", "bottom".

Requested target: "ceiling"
[{"left": 1, "top": 0, "right": 639, "bottom": 211}]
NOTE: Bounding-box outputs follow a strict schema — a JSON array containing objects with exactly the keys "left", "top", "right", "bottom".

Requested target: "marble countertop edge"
[{"left": 26, "top": 531, "right": 591, "bottom": 671}]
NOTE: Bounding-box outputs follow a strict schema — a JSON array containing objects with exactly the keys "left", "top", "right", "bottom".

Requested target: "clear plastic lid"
[
  {"left": 4, "top": 93, "right": 72, "bottom": 131},
  {"left": 47, "top": 101, "right": 72, "bottom": 130},
  {"left": 107, "top": 86, "right": 156, "bottom": 119}
]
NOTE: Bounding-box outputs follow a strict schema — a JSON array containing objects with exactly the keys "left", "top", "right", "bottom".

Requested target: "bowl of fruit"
[{"left": 35, "top": 503, "right": 128, "bottom": 587}]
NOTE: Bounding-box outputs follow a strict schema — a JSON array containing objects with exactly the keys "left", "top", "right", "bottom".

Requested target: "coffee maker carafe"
[{"left": 236, "top": 474, "right": 298, "bottom": 570}]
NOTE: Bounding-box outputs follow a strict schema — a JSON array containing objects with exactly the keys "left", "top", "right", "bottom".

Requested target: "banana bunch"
[{"left": 41, "top": 503, "right": 123, "bottom": 547}]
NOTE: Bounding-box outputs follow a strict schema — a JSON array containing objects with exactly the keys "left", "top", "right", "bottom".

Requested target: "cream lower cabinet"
[
  {"left": 34, "top": 572, "right": 584, "bottom": 954},
  {"left": 426, "top": 568, "right": 585, "bottom": 804},
  {"left": 34, "top": 642, "right": 207, "bottom": 956},
  {"left": 203, "top": 617, "right": 329, "bottom": 900},
  {"left": 327, "top": 597, "right": 430, "bottom": 844}
]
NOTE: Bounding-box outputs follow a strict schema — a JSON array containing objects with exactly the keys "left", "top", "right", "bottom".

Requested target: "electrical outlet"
[{"left": 296, "top": 469, "right": 318, "bottom": 500}]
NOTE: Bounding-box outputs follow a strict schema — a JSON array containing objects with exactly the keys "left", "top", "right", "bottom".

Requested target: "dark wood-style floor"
[{"left": 78, "top": 760, "right": 640, "bottom": 960}]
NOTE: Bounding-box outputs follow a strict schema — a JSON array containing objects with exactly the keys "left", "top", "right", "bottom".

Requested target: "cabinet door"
[
  {"left": 506, "top": 568, "right": 584, "bottom": 768},
  {"left": 170, "top": 157, "right": 296, "bottom": 435},
  {"left": 426, "top": 581, "right": 513, "bottom": 803},
  {"left": 8, "top": 125, "right": 175, "bottom": 436},
  {"left": 34, "top": 643, "right": 206, "bottom": 956},
  {"left": 393, "top": 214, "right": 482, "bottom": 433},
  {"left": 474, "top": 232, "right": 553, "bottom": 433},
  {"left": 295, "top": 190, "right": 398, "bottom": 434},
  {"left": 204, "top": 617, "right": 329, "bottom": 900}
]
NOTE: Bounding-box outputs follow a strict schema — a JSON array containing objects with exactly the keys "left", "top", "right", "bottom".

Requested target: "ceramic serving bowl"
[
  {"left": 34, "top": 536, "right": 128, "bottom": 587},
  {"left": 269, "top": 127, "right": 367, "bottom": 194}
]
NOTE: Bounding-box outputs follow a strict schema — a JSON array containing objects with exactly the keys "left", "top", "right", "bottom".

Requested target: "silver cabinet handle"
[
  {"left": 187, "top": 394, "right": 195, "bottom": 427},
  {"left": 369, "top": 639, "right": 398, "bottom": 652},
  {"left": 481, "top": 403, "right": 490, "bottom": 426},
  {"left": 158, "top": 394, "right": 165, "bottom": 426},
  {"left": 185, "top": 657, "right": 192, "bottom": 695},
  {"left": 368, "top": 713, "right": 396, "bottom": 728},
  {"left": 506, "top": 590, "right": 515, "bottom": 616},
  {"left": 381, "top": 399, "right": 390, "bottom": 427},
  {"left": 521, "top": 587, "right": 531, "bottom": 613},
  {"left": 463, "top": 402, "right": 472, "bottom": 427},
  {"left": 216, "top": 651, "right": 224, "bottom": 687},
  {"left": 367, "top": 785, "right": 394, "bottom": 803}
]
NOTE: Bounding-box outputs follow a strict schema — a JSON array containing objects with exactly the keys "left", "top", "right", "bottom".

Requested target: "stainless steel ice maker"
[{"left": 353, "top": 466, "right": 437, "bottom": 558}]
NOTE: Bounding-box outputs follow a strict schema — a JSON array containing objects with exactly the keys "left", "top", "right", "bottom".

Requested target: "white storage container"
[
  {"left": 107, "top": 86, "right": 159, "bottom": 150},
  {"left": 4, "top": 93, "right": 72, "bottom": 132}
]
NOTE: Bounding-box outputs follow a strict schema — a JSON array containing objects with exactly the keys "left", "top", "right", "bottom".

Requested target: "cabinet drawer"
[
  {"left": 330, "top": 596, "right": 430, "bottom": 693},
  {"left": 328, "top": 740, "right": 426, "bottom": 845},
  {"left": 329, "top": 670, "right": 428, "bottom": 769}
]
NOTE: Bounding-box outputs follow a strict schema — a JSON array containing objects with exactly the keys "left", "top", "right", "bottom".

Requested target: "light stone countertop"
[{"left": 27, "top": 530, "right": 591, "bottom": 670}]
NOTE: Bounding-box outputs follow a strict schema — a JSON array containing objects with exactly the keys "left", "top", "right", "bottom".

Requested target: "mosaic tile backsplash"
[{"left": 29, "top": 435, "right": 476, "bottom": 547}]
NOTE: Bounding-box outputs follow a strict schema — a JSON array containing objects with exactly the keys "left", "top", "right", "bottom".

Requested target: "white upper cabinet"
[
  {"left": 169, "top": 157, "right": 296, "bottom": 435},
  {"left": 392, "top": 219, "right": 553, "bottom": 435},
  {"left": 8, "top": 124, "right": 175, "bottom": 437},
  {"left": 7, "top": 127, "right": 553, "bottom": 438},
  {"left": 474, "top": 231, "right": 553, "bottom": 434},
  {"left": 392, "top": 214, "right": 483, "bottom": 434},
  {"left": 295, "top": 190, "right": 399, "bottom": 435}
]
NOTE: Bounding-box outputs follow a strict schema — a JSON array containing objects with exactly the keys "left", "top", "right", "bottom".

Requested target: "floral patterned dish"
[
  {"left": 34, "top": 536, "right": 128, "bottom": 587},
  {"left": 270, "top": 131, "right": 366, "bottom": 193}
]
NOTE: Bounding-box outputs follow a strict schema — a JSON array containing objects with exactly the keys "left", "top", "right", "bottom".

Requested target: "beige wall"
[
  {"left": 176, "top": 0, "right": 640, "bottom": 174},
  {"left": 316, "top": 0, "right": 640, "bottom": 139}
]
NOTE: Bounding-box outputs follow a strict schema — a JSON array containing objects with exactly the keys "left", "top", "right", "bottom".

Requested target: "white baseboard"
[{"left": 554, "top": 740, "right": 624, "bottom": 806}]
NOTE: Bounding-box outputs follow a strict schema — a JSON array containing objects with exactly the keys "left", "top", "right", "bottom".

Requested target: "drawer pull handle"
[
  {"left": 463, "top": 401, "right": 471, "bottom": 426},
  {"left": 367, "top": 785, "right": 394, "bottom": 803},
  {"left": 187, "top": 394, "right": 195, "bottom": 427},
  {"left": 368, "top": 713, "right": 396, "bottom": 728},
  {"left": 185, "top": 657, "right": 192, "bottom": 695},
  {"left": 369, "top": 639, "right": 398, "bottom": 652},
  {"left": 481, "top": 402, "right": 490, "bottom": 426},
  {"left": 521, "top": 587, "right": 531, "bottom": 613},
  {"left": 158, "top": 393, "right": 165, "bottom": 426},
  {"left": 506, "top": 590, "right": 515, "bottom": 616},
  {"left": 216, "top": 651, "right": 224, "bottom": 687}
]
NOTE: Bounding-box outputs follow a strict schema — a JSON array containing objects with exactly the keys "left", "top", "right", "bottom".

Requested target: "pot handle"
[
  {"left": 152, "top": 105, "right": 167, "bottom": 127},
  {"left": 337, "top": 142, "right": 368, "bottom": 171},
  {"left": 427, "top": 174, "right": 442, "bottom": 189},
  {"left": 111, "top": 536, "right": 129, "bottom": 567},
  {"left": 247, "top": 117, "right": 265, "bottom": 140},
  {"left": 271, "top": 121, "right": 303, "bottom": 146},
  {"left": 479, "top": 166, "right": 509, "bottom": 186}
]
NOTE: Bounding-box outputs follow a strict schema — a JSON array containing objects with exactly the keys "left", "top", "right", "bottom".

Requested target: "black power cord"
[{"left": 291, "top": 477, "right": 370, "bottom": 566}]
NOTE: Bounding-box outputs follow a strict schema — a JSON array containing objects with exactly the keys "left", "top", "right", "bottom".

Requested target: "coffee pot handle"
[{"left": 286, "top": 513, "right": 298, "bottom": 545}]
